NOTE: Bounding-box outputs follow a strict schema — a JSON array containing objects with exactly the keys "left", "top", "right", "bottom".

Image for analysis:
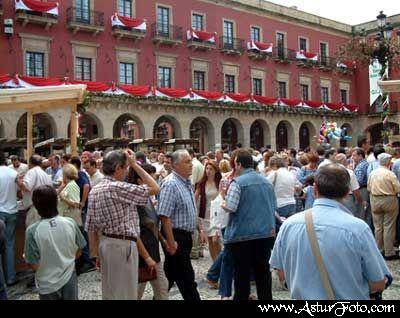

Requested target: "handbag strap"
[{"left": 305, "top": 209, "right": 335, "bottom": 300}]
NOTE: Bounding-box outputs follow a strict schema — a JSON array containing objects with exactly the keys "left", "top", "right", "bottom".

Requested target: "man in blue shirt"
[
  {"left": 45, "top": 155, "right": 62, "bottom": 188},
  {"left": 222, "top": 149, "right": 276, "bottom": 300},
  {"left": 270, "top": 164, "right": 391, "bottom": 300}
]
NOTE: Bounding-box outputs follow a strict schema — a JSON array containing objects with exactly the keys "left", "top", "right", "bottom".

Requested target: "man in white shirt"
[
  {"left": 318, "top": 148, "right": 337, "bottom": 169},
  {"left": 152, "top": 153, "right": 165, "bottom": 174},
  {"left": 17, "top": 155, "right": 52, "bottom": 228},
  {"left": 83, "top": 159, "right": 104, "bottom": 187},
  {"left": 9, "top": 155, "right": 28, "bottom": 176},
  {"left": 0, "top": 152, "right": 19, "bottom": 286},
  {"left": 189, "top": 149, "right": 204, "bottom": 186}
]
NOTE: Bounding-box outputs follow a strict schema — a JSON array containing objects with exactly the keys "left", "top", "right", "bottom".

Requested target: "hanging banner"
[{"left": 369, "top": 59, "right": 383, "bottom": 108}]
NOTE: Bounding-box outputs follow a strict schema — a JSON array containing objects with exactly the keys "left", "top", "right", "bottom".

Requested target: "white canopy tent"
[{"left": 0, "top": 84, "right": 86, "bottom": 158}]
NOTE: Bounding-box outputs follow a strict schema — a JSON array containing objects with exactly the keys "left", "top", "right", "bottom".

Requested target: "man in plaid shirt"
[{"left": 86, "top": 150, "right": 160, "bottom": 300}]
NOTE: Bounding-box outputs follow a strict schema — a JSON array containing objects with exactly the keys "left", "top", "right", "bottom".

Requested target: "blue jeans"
[
  {"left": 277, "top": 204, "right": 296, "bottom": 218},
  {"left": 206, "top": 250, "right": 223, "bottom": 283},
  {"left": 218, "top": 247, "right": 234, "bottom": 297},
  {"left": 0, "top": 212, "right": 17, "bottom": 284},
  {"left": 0, "top": 258, "right": 7, "bottom": 300}
]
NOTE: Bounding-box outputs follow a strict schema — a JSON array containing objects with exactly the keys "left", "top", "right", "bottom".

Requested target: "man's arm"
[
  {"left": 221, "top": 181, "right": 241, "bottom": 213},
  {"left": 80, "top": 184, "right": 90, "bottom": 208},
  {"left": 159, "top": 216, "right": 177, "bottom": 255},
  {"left": 369, "top": 279, "right": 386, "bottom": 293}
]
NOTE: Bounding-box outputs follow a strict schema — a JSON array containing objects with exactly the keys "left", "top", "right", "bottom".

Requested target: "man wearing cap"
[{"left": 368, "top": 153, "right": 400, "bottom": 261}]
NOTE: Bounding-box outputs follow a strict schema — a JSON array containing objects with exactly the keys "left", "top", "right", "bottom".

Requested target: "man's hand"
[
  {"left": 166, "top": 241, "right": 178, "bottom": 255},
  {"left": 200, "top": 230, "right": 208, "bottom": 245},
  {"left": 212, "top": 233, "right": 220, "bottom": 244},
  {"left": 125, "top": 150, "right": 137, "bottom": 167},
  {"left": 145, "top": 257, "right": 157, "bottom": 273}
]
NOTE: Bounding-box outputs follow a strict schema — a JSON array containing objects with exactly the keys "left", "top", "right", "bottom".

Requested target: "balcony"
[
  {"left": 273, "top": 47, "right": 296, "bottom": 64},
  {"left": 318, "top": 56, "right": 336, "bottom": 72},
  {"left": 219, "top": 37, "right": 245, "bottom": 56},
  {"left": 151, "top": 23, "right": 183, "bottom": 46},
  {"left": 186, "top": 30, "right": 216, "bottom": 51},
  {"left": 67, "top": 7, "right": 104, "bottom": 35},
  {"left": 112, "top": 25, "right": 146, "bottom": 41},
  {"left": 15, "top": 9, "right": 58, "bottom": 30}
]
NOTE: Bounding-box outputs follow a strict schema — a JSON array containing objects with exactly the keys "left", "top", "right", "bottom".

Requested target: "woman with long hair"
[{"left": 195, "top": 161, "right": 222, "bottom": 262}]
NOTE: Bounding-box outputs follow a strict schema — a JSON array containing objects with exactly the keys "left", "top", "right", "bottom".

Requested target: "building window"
[
  {"left": 75, "top": 57, "right": 92, "bottom": 81},
  {"left": 192, "top": 13, "right": 204, "bottom": 31},
  {"left": 276, "top": 32, "right": 285, "bottom": 58},
  {"left": 118, "top": 0, "right": 132, "bottom": 18},
  {"left": 193, "top": 71, "right": 205, "bottom": 90},
  {"left": 301, "top": 84, "right": 309, "bottom": 101},
  {"left": 320, "top": 42, "right": 328, "bottom": 65},
  {"left": 321, "top": 87, "right": 329, "bottom": 103},
  {"left": 223, "top": 20, "right": 234, "bottom": 47},
  {"left": 119, "top": 62, "right": 134, "bottom": 84},
  {"left": 157, "top": 6, "right": 170, "bottom": 37},
  {"left": 340, "top": 89, "right": 348, "bottom": 104},
  {"left": 299, "top": 37, "right": 308, "bottom": 51},
  {"left": 251, "top": 26, "right": 261, "bottom": 42},
  {"left": 76, "top": 0, "right": 90, "bottom": 23},
  {"left": 278, "top": 81, "right": 287, "bottom": 98},
  {"left": 25, "top": 52, "right": 44, "bottom": 77},
  {"left": 225, "top": 74, "right": 235, "bottom": 93},
  {"left": 253, "top": 78, "right": 262, "bottom": 96},
  {"left": 158, "top": 66, "right": 172, "bottom": 88}
]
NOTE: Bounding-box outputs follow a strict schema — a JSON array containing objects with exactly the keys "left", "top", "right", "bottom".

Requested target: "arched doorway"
[
  {"left": 68, "top": 113, "right": 103, "bottom": 141},
  {"left": 190, "top": 117, "right": 215, "bottom": 153},
  {"left": 113, "top": 114, "right": 144, "bottom": 139},
  {"left": 367, "top": 122, "right": 399, "bottom": 145},
  {"left": 221, "top": 118, "right": 243, "bottom": 151},
  {"left": 299, "top": 123, "right": 310, "bottom": 150},
  {"left": 16, "top": 113, "right": 55, "bottom": 142},
  {"left": 276, "top": 121, "right": 294, "bottom": 151},
  {"left": 153, "top": 116, "right": 182, "bottom": 139},
  {"left": 250, "top": 120, "right": 270, "bottom": 150}
]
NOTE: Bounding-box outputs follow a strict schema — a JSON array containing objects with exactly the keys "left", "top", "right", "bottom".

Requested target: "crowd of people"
[{"left": 0, "top": 135, "right": 398, "bottom": 300}]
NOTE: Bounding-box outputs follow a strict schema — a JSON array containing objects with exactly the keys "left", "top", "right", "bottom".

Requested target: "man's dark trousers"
[
  {"left": 228, "top": 237, "right": 274, "bottom": 300},
  {"left": 164, "top": 229, "right": 201, "bottom": 300}
]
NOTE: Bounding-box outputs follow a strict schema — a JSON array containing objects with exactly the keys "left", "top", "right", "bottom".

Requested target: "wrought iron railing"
[
  {"left": 219, "top": 36, "right": 245, "bottom": 53},
  {"left": 151, "top": 23, "right": 183, "bottom": 41},
  {"left": 67, "top": 7, "right": 104, "bottom": 27},
  {"left": 272, "top": 47, "right": 297, "bottom": 61}
]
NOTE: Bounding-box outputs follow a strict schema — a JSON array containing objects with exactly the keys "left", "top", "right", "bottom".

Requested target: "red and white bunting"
[
  {"left": 111, "top": 13, "right": 146, "bottom": 31},
  {"left": 296, "top": 50, "right": 318, "bottom": 62},
  {"left": 15, "top": 0, "right": 59, "bottom": 16},
  {"left": 337, "top": 60, "right": 356, "bottom": 69},
  {"left": 186, "top": 29, "right": 216, "bottom": 43},
  {"left": 247, "top": 40, "right": 273, "bottom": 53}
]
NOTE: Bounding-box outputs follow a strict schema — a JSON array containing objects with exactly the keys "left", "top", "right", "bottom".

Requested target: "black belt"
[{"left": 103, "top": 233, "right": 137, "bottom": 242}]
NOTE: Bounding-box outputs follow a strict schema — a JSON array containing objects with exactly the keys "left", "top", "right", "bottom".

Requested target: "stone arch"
[
  {"left": 113, "top": 114, "right": 145, "bottom": 139},
  {"left": 366, "top": 122, "right": 399, "bottom": 145},
  {"left": 68, "top": 112, "right": 104, "bottom": 141},
  {"left": 221, "top": 118, "right": 244, "bottom": 151},
  {"left": 189, "top": 117, "right": 215, "bottom": 153},
  {"left": 153, "top": 115, "right": 182, "bottom": 139},
  {"left": 276, "top": 120, "right": 295, "bottom": 151},
  {"left": 16, "top": 112, "right": 56, "bottom": 141},
  {"left": 250, "top": 119, "right": 271, "bottom": 150},
  {"left": 299, "top": 121, "right": 317, "bottom": 150}
]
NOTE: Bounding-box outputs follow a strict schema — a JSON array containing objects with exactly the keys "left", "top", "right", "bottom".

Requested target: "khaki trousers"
[
  {"left": 137, "top": 262, "right": 169, "bottom": 300},
  {"left": 370, "top": 195, "right": 399, "bottom": 257},
  {"left": 99, "top": 237, "right": 138, "bottom": 300}
]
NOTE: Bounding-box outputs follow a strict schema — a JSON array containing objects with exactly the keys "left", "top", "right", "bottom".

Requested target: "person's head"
[
  {"left": 304, "top": 174, "right": 315, "bottom": 187},
  {"left": 316, "top": 145, "right": 326, "bottom": 157},
  {"left": 324, "top": 148, "right": 337, "bottom": 160},
  {"left": 81, "top": 151, "right": 92, "bottom": 165},
  {"left": 29, "top": 155, "right": 42, "bottom": 169},
  {"left": 357, "top": 135, "right": 369, "bottom": 150},
  {"left": 135, "top": 151, "right": 147, "bottom": 165},
  {"left": 337, "top": 147, "right": 346, "bottom": 155},
  {"left": 215, "top": 149, "right": 224, "bottom": 162},
  {"left": 288, "top": 148, "right": 297, "bottom": 158},
  {"left": 62, "top": 163, "right": 78, "bottom": 183},
  {"left": 187, "top": 149, "right": 196, "bottom": 159},
  {"left": 219, "top": 159, "right": 231, "bottom": 174},
  {"left": 164, "top": 152, "right": 173, "bottom": 172},
  {"left": 299, "top": 154, "right": 309, "bottom": 166},
  {"left": 394, "top": 147, "right": 400, "bottom": 159},
  {"left": 70, "top": 156, "right": 81, "bottom": 171},
  {"left": 378, "top": 153, "right": 392, "bottom": 168},
  {"left": 351, "top": 148, "right": 365, "bottom": 164},
  {"left": 85, "top": 159, "right": 98, "bottom": 176},
  {"left": 32, "top": 185, "right": 59, "bottom": 219},
  {"left": 61, "top": 154, "right": 71, "bottom": 166},
  {"left": 205, "top": 160, "right": 220, "bottom": 180},
  {"left": 269, "top": 156, "right": 286, "bottom": 170},
  {"left": 206, "top": 151, "right": 215, "bottom": 160},
  {"left": 128, "top": 163, "right": 156, "bottom": 185},
  {"left": 314, "top": 164, "right": 350, "bottom": 200},
  {"left": 10, "top": 155, "right": 20, "bottom": 168},
  {"left": 199, "top": 156, "right": 209, "bottom": 166},
  {"left": 93, "top": 151, "right": 102, "bottom": 160},
  {"left": 49, "top": 155, "right": 60, "bottom": 169},
  {"left": 0, "top": 152, "right": 6, "bottom": 166},
  {"left": 158, "top": 153, "right": 165, "bottom": 164},
  {"left": 373, "top": 144, "right": 385, "bottom": 159},
  {"left": 263, "top": 150, "right": 274, "bottom": 164},
  {"left": 171, "top": 150, "right": 193, "bottom": 179},
  {"left": 306, "top": 151, "right": 319, "bottom": 166},
  {"left": 334, "top": 153, "right": 347, "bottom": 166},
  {"left": 102, "top": 150, "right": 129, "bottom": 181},
  {"left": 234, "top": 149, "right": 253, "bottom": 175}
]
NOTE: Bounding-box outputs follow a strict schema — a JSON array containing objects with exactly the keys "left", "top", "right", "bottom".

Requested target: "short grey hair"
[
  {"left": 335, "top": 153, "right": 347, "bottom": 165},
  {"left": 378, "top": 154, "right": 392, "bottom": 166},
  {"left": 102, "top": 150, "right": 127, "bottom": 176},
  {"left": 171, "top": 149, "right": 190, "bottom": 166},
  {"left": 269, "top": 156, "right": 286, "bottom": 169}
]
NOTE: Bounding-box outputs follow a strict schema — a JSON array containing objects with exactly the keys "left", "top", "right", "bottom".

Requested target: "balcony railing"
[
  {"left": 219, "top": 37, "right": 245, "bottom": 55},
  {"left": 112, "top": 25, "right": 146, "bottom": 41},
  {"left": 15, "top": 6, "right": 58, "bottom": 29},
  {"left": 318, "top": 55, "right": 336, "bottom": 70},
  {"left": 272, "top": 47, "right": 296, "bottom": 62},
  {"left": 151, "top": 23, "right": 183, "bottom": 45},
  {"left": 67, "top": 7, "right": 104, "bottom": 35}
]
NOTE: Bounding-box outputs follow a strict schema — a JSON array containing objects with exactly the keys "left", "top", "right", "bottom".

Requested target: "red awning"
[{"left": 15, "top": 0, "right": 59, "bottom": 15}]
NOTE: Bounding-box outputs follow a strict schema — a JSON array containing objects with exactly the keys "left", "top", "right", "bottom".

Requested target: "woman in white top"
[{"left": 266, "top": 156, "right": 297, "bottom": 218}]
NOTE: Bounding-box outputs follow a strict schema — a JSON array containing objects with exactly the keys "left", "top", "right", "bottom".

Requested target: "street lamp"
[{"left": 376, "top": 11, "right": 386, "bottom": 29}]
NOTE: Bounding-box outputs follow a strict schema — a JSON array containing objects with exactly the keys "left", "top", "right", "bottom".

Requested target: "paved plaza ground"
[{"left": 7, "top": 249, "right": 400, "bottom": 300}]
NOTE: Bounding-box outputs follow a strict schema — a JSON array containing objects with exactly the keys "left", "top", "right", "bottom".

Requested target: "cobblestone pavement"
[{"left": 7, "top": 250, "right": 400, "bottom": 300}]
